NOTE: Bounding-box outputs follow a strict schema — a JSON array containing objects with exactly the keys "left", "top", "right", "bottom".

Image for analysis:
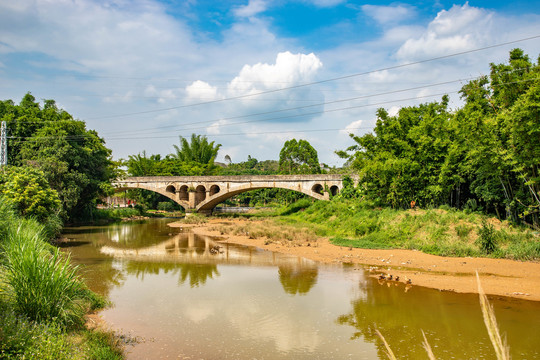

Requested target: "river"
[{"left": 62, "top": 218, "right": 540, "bottom": 359}]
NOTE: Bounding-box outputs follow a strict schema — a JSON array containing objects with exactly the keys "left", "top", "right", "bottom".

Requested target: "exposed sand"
[{"left": 170, "top": 218, "right": 540, "bottom": 301}]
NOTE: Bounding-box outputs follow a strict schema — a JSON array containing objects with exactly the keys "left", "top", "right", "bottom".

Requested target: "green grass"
[
  {"left": 266, "top": 198, "right": 540, "bottom": 260},
  {"left": 0, "top": 196, "right": 124, "bottom": 358}
]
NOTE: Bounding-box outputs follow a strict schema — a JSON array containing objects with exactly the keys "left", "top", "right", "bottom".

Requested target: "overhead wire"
[
  {"left": 6, "top": 76, "right": 539, "bottom": 143},
  {"left": 84, "top": 34, "right": 540, "bottom": 120}
]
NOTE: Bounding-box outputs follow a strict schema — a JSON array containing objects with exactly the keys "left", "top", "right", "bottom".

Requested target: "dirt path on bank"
[{"left": 170, "top": 218, "right": 540, "bottom": 302}]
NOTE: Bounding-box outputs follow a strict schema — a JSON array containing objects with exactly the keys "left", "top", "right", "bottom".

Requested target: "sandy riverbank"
[{"left": 170, "top": 217, "right": 540, "bottom": 301}]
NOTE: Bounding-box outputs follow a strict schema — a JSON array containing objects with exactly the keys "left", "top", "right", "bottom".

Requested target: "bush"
[
  {"left": 476, "top": 221, "right": 498, "bottom": 254},
  {"left": 0, "top": 309, "right": 77, "bottom": 359}
]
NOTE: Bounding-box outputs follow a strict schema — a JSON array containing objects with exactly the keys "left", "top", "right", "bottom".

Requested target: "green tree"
[
  {"left": 1, "top": 94, "right": 114, "bottom": 221},
  {"left": 0, "top": 166, "right": 61, "bottom": 221},
  {"left": 171, "top": 134, "right": 221, "bottom": 165},
  {"left": 279, "top": 139, "right": 321, "bottom": 174},
  {"left": 337, "top": 97, "right": 452, "bottom": 208},
  {"left": 125, "top": 151, "right": 160, "bottom": 176}
]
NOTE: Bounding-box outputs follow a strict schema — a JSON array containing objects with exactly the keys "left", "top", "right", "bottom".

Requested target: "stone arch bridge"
[{"left": 113, "top": 174, "right": 352, "bottom": 214}]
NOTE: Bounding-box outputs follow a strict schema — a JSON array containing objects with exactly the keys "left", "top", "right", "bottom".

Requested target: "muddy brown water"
[{"left": 62, "top": 218, "right": 540, "bottom": 359}]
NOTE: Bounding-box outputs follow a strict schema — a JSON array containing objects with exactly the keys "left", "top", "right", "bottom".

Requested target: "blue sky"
[{"left": 1, "top": 0, "right": 539, "bottom": 166}]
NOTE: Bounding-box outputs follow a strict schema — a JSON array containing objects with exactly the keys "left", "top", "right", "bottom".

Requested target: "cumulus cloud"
[
  {"left": 227, "top": 51, "right": 323, "bottom": 96},
  {"left": 206, "top": 119, "right": 229, "bottom": 135},
  {"left": 397, "top": 4, "right": 493, "bottom": 59},
  {"left": 185, "top": 80, "right": 219, "bottom": 102},
  {"left": 362, "top": 4, "right": 416, "bottom": 25}
]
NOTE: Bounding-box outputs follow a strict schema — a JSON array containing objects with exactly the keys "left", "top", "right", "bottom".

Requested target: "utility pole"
[{"left": 0, "top": 121, "right": 7, "bottom": 166}]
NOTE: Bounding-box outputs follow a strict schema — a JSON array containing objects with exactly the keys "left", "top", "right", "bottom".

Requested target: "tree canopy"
[
  {"left": 337, "top": 49, "right": 540, "bottom": 227},
  {"left": 279, "top": 139, "right": 321, "bottom": 174},
  {"left": 0, "top": 93, "right": 114, "bottom": 221}
]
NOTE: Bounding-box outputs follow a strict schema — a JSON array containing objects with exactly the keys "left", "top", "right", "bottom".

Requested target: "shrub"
[
  {"left": 476, "top": 221, "right": 498, "bottom": 254},
  {"left": 456, "top": 224, "right": 473, "bottom": 240},
  {"left": 0, "top": 305, "right": 79, "bottom": 359}
]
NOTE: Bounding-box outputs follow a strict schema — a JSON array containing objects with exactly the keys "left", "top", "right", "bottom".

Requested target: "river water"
[{"left": 62, "top": 218, "right": 540, "bottom": 359}]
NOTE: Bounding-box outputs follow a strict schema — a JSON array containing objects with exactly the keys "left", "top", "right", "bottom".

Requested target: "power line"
[
  {"left": 86, "top": 34, "right": 540, "bottom": 120},
  {"left": 104, "top": 75, "right": 538, "bottom": 137}
]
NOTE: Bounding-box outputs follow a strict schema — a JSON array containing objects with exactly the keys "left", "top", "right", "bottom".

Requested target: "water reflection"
[
  {"left": 63, "top": 219, "right": 320, "bottom": 296},
  {"left": 278, "top": 266, "right": 318, "bottom": 295},
  {"left": 123, "top": 261, "right": 220, "bottom": 288},
  {"left": 336, "top": 273, "right": 540, "bottom": 359},
  {"left": 62, "top": 219, "right": 540, "bottom": 359}
]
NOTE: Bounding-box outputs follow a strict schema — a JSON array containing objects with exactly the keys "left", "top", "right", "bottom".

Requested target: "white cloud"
[
  {"left": 362, "top": 4, "right": 416, "bottom": 25},
  {"left": 234, "top": 0, "right": 267, "bottom": 18},
  {"left": 185, "top": 80, "right": 219, "bottom": 102},
  {"left": 227, "top": 51, "right": 323, "bottom": 96},
  {"left": 397, "top": 4, "right": 493, "bottom": 59},
  {"left": 388, "top": 106, "right": 400, "bottom": 117},
  {"left": 341, "top": 119, "right": 363, "bottom": 135},
  {"left": 206, "top": 119, "right": 228, "bottom": 135}
]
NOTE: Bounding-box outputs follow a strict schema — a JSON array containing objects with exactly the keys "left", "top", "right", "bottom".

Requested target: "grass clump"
[{"left": 178, "top": 213, "right": 208, "bottom": 224}]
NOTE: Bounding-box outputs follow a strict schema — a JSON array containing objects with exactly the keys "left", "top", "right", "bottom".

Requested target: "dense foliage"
[
  {"left": 338, "top": 49, "right": 540, "bottom": 227},
  {"left": 279, "top": 138, "right": 321, "bottom": 174},
  {"left": 0, "top": 94, "right": 114, "bottom": 221},
  {"left": 0, "top": 166, "right": 61, "bottom": 222}
]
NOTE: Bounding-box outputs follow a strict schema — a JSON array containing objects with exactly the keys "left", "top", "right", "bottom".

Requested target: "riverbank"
[{"left": 170, "top": 217, "right": 540, "bottom": 301}]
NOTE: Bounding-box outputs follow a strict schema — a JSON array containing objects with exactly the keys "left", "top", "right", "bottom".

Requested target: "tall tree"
[
  {"left": 279, "top": 139, "right": 321, "bottom": 174},
  {"left": 1, "top": 94, "right": 114, "bottom": 221},
  {"left": 171, "top": 134, "right": 221, "bottom": 165}
]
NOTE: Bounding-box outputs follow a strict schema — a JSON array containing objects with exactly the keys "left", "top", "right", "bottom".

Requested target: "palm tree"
[{"left": 171, "top": 134, "right": 221, "bottom": 165}]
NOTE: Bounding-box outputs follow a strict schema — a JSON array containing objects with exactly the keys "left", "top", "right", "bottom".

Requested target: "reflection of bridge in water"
[{"left": 100, "top": 232, "right": 317, "bottom": 268}]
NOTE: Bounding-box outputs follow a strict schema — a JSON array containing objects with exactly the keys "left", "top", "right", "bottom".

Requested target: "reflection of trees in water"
[
  {"left": 335, "top": 279, "right": 536, "bottom": 359},
  {"left": 81, "top": 259, "right": 126, "bottom": 297},
  {"left": 278, "top": 266, "right": 318, "bottom": 295},
  {"left": 124, "top": 261, "right": 220, "bottom": 288}
]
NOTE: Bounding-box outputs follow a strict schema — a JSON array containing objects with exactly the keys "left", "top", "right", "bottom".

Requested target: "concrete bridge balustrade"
[{"left": 113, "top": 174, "right": 354, "bottom": 215}]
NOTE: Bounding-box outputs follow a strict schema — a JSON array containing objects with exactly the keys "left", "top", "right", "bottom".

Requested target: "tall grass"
[
  {"left": 1, "top": 219, "right": 87, "bottom": 327},
  {"left": 271, "top": 198, "right": 539, "bottom": 260},
  {"left": 0, "top": 195, "right": 122, "bottom": 358}
]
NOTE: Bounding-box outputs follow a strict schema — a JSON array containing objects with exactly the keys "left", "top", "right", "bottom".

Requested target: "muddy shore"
[{"left": 170, "top": 218, "right": 540, "bottom": 302}]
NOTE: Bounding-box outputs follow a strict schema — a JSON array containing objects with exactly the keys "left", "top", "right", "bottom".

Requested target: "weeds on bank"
[
  {"left": 177, "top": 213, "right": 208, "bottom": 225},
  {"left": 210, "top": 220, "right": 321, "bottom": 247},
  {"left": 271, "top": 198, "right": 539, "bottom": 260},
  {"left": 0, "top": 197, "right": 123, "bottom": 359}
]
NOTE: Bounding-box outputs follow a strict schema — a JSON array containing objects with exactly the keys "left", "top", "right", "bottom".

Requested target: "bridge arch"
[
  {"left": 112, "top": 175, "right": 353, "bottom": 214},
  {"left": 196, "top": 183, "right": 327, "bottom": 213}
]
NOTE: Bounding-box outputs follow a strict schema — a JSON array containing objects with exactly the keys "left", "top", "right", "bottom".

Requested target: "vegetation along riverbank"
[
  {"left": 171, "top": 198, "right": 540, "bottom": 301},
  {"left": 0, "top": 197, "right": 123, "bottom": 358}
]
